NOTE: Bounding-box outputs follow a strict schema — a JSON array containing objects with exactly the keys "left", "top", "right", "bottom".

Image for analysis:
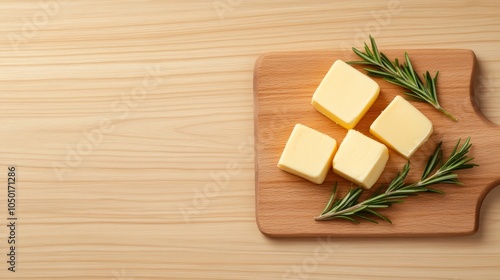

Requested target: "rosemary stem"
[
  {"left": 315, "top": 172, "right": 440, "bottom": 221},
  {"left": 315, "top": 187, "right": 414, "bottom": 221},
  {"left": 316, "top": 166, "right": 450, "bottom": 220},
  {"left": 316, "top": 138, "right": 476, "bottom": 223},
  {"left": 436, "top": 106, "right": 458, "bottom": 121},
  {"left": 315, "top": 204, "right": 363, "bottom": 221}
]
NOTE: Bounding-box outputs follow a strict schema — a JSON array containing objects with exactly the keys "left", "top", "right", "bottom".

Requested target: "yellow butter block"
[
  {"left": 332, "top": 130, "right": 389, "bottom": 189},
  {"left": 278, "top": 124, "right": 337, "bottom": 184},
  {"left": 311, "top": 60, "right": 380, "bottom": 129},
  {"left": 370, "top": 95, "right": 433, "bottom": 159}
]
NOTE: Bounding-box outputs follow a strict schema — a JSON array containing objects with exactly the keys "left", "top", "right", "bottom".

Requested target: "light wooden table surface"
[{"left": 0, "top": 1, "right": 499, "bottom": 279}]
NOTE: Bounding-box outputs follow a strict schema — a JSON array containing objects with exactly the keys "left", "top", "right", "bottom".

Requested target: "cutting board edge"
[
  {"left": 257, "top": 229, "right": 478, "bottom": 238},
  {"left": 255, "top": 222, "right": 478, "bottom": 238}
]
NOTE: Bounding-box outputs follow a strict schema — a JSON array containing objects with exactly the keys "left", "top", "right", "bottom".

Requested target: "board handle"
[
  {"left": 468, "top": 56, "right": 500, "bottom": 232},
  {"left": 469, "top": 57, "right": 500, "bottom": 163}
]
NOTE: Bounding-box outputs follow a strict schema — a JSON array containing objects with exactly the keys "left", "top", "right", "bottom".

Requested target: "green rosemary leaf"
[
  {"left": 365, "top": 68, "right": 395, "bottom": 79},
  {"left": 369, "top": 36, "right": 382, "bottom": 63},
  {"left": 386, "top": 163, "right": 410, "bottom": 192},
  {"left": 364, "top": 43, "right": 374, "bottom": 59},
  {"left": 353, "top": 214, "right": 379, "bottom": 224},
  {"left": 404, "top": 53, "right": 419, "bottom": 84},
  {"left": 421, "top": 142, "right": 443, "bottom": 180},
  {"left": 321, "top": 183, "right": 338, "bottom": 215},
  {"left": 352, "top": 47, "right": 376, "bottom": 65},
  {"left": 336, "top": 215, "right": 361, "bottom": 223},
  {"left": 370, "top": 185, "right": 385, "bottom": 198},
  {"left": 425, "top": 188, "right": 446, "bottom": 194},
  {"left": 364, "top": 209, "right": 392, "bottom": 224},
  {"left": 381, "top": 195, "right": 412, "bottom": 200},
  {"left": 348, "top": 61, "right": 372, "bottom": 65},
  {"left": 419, "top": 174, "right": 458, "bottom": 187},
  {"left": 366, "top": 205, "right": 390, "bottom": 208}
]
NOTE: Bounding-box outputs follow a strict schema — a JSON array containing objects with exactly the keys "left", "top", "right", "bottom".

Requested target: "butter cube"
[
  {"left": 333, "top": 130, "right": 389, "bottom": 189},
  {"left": 370, "top": 96, "right": 433, "bottom": 159},
  {"left": 311, "top": 60, "right": 380, "bottom": 129},
  {"left": 278, "top": 124, "right": 337, "bottom": 184}
]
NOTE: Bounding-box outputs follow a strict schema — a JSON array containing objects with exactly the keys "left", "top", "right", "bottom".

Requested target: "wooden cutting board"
[{"left": 253, "top": 49, "right": 500, "bottom": 237}]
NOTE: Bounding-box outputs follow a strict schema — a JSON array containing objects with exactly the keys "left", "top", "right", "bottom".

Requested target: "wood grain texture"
[
  {"left": 0, "top": 0, "right": 499, "bottom": 279},
  {"left": 254, "top": 49, "right": 500, "bottom": 237}
]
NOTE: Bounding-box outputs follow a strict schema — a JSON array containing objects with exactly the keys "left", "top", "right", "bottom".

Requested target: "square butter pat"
[
  {"left": 311, "top": 60, "right": 380, "bottom": 129},
  {"left": 278, "top": 124, "right": 337, "bottom": 184},
  {"left": 370, "top": 95, "right": 433, "bottom": 159},
  {"left": 333, "top": 130, "right": 389, "bottom": 189}
]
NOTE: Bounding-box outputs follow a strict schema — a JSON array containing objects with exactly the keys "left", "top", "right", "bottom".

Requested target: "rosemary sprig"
[
  {"left": 315, "top": 138, "right": 477, "bottom": 223},
  {"left": 350, "top": 36, "right": 457, "bottom": 121}
]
